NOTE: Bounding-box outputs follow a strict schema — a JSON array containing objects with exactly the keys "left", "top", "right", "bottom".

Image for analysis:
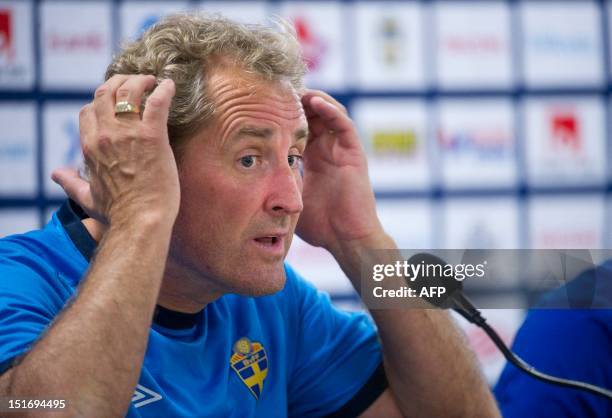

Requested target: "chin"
[{"left": 223, "top": 260, "right": 287, "bottom": 297}]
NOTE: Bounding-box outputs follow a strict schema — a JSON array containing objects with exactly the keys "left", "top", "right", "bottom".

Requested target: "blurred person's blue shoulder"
[{"left": 535, "top": 259, "right": 612, "bottom": 310}]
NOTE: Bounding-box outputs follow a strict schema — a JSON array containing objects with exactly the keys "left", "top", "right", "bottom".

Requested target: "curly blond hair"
[{"left": 105, "top": 13, "right": 306, "bottom": 156}]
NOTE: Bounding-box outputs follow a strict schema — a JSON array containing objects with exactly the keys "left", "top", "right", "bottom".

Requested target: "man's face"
[{"left": 167, "top": 68, "right": 308, "bottom": 296}]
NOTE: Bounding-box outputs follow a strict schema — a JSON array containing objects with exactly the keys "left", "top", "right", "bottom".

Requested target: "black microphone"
[
  {"left": 406, "top": 252, "right": 612, "bottom": 401},
  {"left": 406, "top": 253, "right": 483, "bottom": 323}
]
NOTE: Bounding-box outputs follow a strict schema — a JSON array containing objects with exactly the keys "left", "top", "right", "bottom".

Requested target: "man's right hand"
[
  {"left": 4, "top": 76, "right": 182, "bottom": 416},
  {"left": 52, "top": 75, "right": 180, "bottom": 227}
]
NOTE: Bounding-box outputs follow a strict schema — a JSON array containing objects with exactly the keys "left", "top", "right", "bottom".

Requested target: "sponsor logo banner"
[
  {"left": 43, "top": 102, "right": 86, "bottom": 198},
  {"left": 41, "top": 1, "right": 112, "bottom": 90},
  {"left": 0, "top": 1, "right": 34, "bottom": 88},
  {"left": 524, "top": 97, "right": 606, "bottom": 186},
  {"left": 351, "top": 99, "right": 431, "bottom": 191},
  {"left": 120, "top": 1, "right": 190, "bottom": 43},
  {"left": 435, "top": 2, "right": 513, "bottom": 88},
  {"left": 521, "top": 1, "right": 603, "bottom": 87},
  {"left": 437, "top": 99, "right": 516, "bottom": 189},
  {"left": 353, "top": 2, "right": 426, "bottom": 90},
  {"left": 279, "top": 1, "right": 347, "bottom": 91},
  {"left": 0, "top": 102, "right": 36, "bottom": 196}
]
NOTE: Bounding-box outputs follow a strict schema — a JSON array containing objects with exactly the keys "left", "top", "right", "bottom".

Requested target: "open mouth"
[{"left": 254, "top": 236, "right": 279, "bottom": 245}]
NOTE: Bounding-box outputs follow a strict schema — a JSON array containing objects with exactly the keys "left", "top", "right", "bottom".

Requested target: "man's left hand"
[{"left": 296, "top": 90, "right": 385, "bottom": 256}]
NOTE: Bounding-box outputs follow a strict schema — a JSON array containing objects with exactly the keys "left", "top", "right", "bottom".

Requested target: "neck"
[
  {"left": 158, "top": 259, "right": 224, "bottom": 313},
  {"left": 82, "top": 218, "right": 223, "bottom": 314}
]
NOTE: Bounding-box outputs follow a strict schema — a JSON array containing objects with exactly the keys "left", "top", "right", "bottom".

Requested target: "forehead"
[
  {"left": 209, "top": 65, "right": 300, "bottom": 100},
  {"left": 207, "top": 67, "right": 306, "bottom": 137}
]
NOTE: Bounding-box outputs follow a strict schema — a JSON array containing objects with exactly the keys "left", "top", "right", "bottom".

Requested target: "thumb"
[{"left": 51, "top": 168, "right": 99, "bottom": 221}]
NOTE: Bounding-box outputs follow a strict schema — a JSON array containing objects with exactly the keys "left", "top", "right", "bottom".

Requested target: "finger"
[
  {"left": 51, "top": 168, "right": 96, "bottom": 215},
  {"left": 114, "top": 74, "right": 157, "bottom": 121},
  {"left": 301, "top": 89, "right": 348, "bottom": 116},
  {"left": 79, "top": 103, "right": 97, "bottom": 152},
  {"left": 93, "top": 74, "right": 130, "bottom": 126},
  {"left": 142, "top": 79, "right": 176, "bottom": 130},
  {"left": 304, "top": 114, "right": 327, "bottom": 138},
  {"left": 303, "top": 105, "right": 317, "bottom": 119},
  {"left": 306, "top": 96, "right": 359, "bottom": 149},
  {"left": 307, "top": 96, "right": 353, "bottom": 133}
]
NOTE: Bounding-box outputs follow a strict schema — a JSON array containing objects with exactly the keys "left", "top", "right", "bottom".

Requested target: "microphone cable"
[
  {"left": 407, "top": 252, "right": 612, "bottom": 401},
  {"left": 454, "top": 293, "right": 612, "bottom": 401}
]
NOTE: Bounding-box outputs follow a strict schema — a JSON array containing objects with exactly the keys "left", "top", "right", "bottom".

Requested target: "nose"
[{"left": 264, "top": 164, "right": 303, "bottom": 216}]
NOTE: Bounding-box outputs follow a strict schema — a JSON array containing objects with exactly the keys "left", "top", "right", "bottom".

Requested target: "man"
[{"left": 0, "top": 14, "right": 498, "bottom": 417}]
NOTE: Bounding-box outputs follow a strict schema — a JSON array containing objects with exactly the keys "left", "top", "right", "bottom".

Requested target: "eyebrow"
[
  {"left": 232, "top": 125, "right": 309, "bottom": 143},
  {"left": 234, "top": 126, "right": 273, "bottom": 139},
  {"left": 294, "top": 127, "right": 309, "bottom": 141}
]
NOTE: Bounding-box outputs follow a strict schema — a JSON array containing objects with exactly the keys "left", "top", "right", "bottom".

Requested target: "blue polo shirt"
[{"left": 0, "top": 201, "right": 386, "bottom": 417}]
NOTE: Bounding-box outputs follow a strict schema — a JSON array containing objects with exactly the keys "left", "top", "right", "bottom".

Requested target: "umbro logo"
[{"left": 132, "top": 384, "right": 162, "bottom": 408}]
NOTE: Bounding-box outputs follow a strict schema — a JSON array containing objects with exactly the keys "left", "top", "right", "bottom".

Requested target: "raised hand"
[
  {"left": 296, "top": 90, "right": 384, "bottom": 255},
  {"left": 52, "top": 75, "right": 179, "bottom": 227}
]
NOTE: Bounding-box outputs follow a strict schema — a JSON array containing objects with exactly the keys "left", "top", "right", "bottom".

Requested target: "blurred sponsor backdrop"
[{"left": 1, "top": 0, "right": 611, "bottom": 384}]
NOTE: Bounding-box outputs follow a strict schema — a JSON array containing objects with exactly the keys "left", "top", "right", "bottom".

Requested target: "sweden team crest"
[{"left": 230, "top": 337, "right": 268, "bottom": 400}]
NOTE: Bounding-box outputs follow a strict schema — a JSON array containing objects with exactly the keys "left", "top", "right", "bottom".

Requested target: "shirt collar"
[{"left": 55, "top": 199, "right": 202, "bottom": 329}]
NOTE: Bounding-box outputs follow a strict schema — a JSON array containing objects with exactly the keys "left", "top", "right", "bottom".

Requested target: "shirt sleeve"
[
  {"left": 284, "top": 265, "right": 386, "bottom": 417},
  {"left": 0, "top": 250, "right": 68, "bottom": 374},
  {"left": 494, "top": 309, "right": 612, "bottom": 418}
]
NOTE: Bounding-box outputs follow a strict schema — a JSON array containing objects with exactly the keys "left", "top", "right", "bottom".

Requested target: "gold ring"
[{"left": 114, "top": 101, "right": 140, "bottom": 115}]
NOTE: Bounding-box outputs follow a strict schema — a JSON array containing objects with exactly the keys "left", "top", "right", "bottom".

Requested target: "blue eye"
[
  {"left": 288, "top": 155, "right": 303, "bottom": 169},
  {"left": 240, "top": 156, "right": 256, "bottom": 168}
]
